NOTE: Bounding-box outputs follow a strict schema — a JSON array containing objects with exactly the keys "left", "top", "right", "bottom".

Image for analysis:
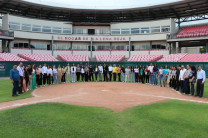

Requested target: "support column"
[
  {"left": 0, "top": 40, "right": 2, "bottom": 53},
  {"left": 176, "top": 42, "right": 181, "bottom": 53},
  {"left": 71, "top": 42, "right": 73, "bottom": 54},
  {"left": 7, "top": 40, "right": 11, "bottom": 53},
  {"left": 28, "top": 39, "right": 31, "bottom": 49},
  {"left": 206, "top": 41, "right": 208, "bottom": 53},
  {"left": 51, "top": 36, "right": 54, "bottom": 56},
  {"left": 110, "top": 42, "right": 112, "bottom": 55},
  {"left": 129, "top": 37, "right": 131, "bottom": 58},
  {"left": 171, "top": 42, "right": 176, "bottom": 54},
  {"left": 90, "top": 37, "right": 93, "bottom": 59},
  {"left": 149, "top": 41, "right": 152, "bottom": 55},
  {"left": 169, "top": 42, "right": 172, "bottom": 54}
]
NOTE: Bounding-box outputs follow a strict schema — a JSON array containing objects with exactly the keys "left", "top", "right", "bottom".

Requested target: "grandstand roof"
[{"left": 0, "top": 0, "right": 208, "bottom": 23}]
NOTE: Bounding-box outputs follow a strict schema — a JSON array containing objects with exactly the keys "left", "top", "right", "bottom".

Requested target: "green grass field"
[
  {"left": 1, "top": 79, "right": 208, "bottom": 137},
  {"left": 0, "top": 101, "right": 208, "bottom": 138},
  {"left": 0, "top": 79, "right": 33, "bottom": 103}
]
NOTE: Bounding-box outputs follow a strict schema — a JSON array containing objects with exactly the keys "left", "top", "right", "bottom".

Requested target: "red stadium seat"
[
  {"left": 177, "top": 25, "right": 208, "bottom": 38},
  {"left": 0, "top": 53, "right": 26, "bottom": 61},
  {"left": 95, "top": 55, "right": 125, "bottom": 62},
  {"left": 58, "top": 54, "right": 89, "bottom": 62},
  {"left": 18, "top": 54, "right": 58, "bottom": 61},
  {"left": 128, "top": 55, "right": 163, "bottom": 62}
]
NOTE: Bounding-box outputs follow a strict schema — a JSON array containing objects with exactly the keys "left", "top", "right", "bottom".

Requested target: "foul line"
[
  {"left": 123, "top": 92, "right": 208, "bottom": 104},
  {"left": 0, "top": 92, "right": 87, "bottom": 110}
]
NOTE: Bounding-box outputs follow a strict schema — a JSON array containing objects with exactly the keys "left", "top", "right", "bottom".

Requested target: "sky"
[{"left": 24, "top": 0, "right": 182, "bottom": 9}]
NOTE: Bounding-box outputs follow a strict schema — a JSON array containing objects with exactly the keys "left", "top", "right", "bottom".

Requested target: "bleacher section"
[
  {"left": 95, "top": 55, "right": 125, "bottom": 62},
  {"left": 179, "top": 53, "right": 208, "bottom": 62},
  {"left": 18, "top": 54, "right": 58, "bottom": 61},
  {"left": 159, "top": 53, "right": 187, "bottom": 62},
  {"left": 177, "top": 25, "right": 208, "bottom": 38},
  {"left": 58, "top": 54, "right": 89, "bottom": 62},
  {"left": 0, "top": 53, "right": 26, "bottom": 61},
  {"left": 128, "top": 55, "right": 163, "bottom": 62}
]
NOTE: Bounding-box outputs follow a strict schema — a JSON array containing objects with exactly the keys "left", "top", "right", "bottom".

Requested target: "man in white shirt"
[
  {"left": 17, "top": 62, "right": 24, "bottom": 94},
  {"left": 71, "top": 64, "right": 76, "bottom": 83},
  {"left": 197, "top": 65, "right": 206, "bottom": 97},
  {"left": 148, "top": 63, "right": 154, "bottom": 85},
  {"left": 108, "top": 64, "right": 113, "bottom": 81},
  {"left": 179, "top": 65, "right": 186, "bottom": 93},
  {"left": 42, "top": 63, "right": 47, "bottom": 86},
  {"left": 98, "top": 64, "right": 103, "bottom": 81},
  {"left": 47, "top": 66, "right": 53, "bottom": 85}
]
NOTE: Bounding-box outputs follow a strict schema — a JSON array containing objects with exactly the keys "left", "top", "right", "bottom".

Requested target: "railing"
[{"left": 0, "top": 29, "right": 14, "bottom": 38}]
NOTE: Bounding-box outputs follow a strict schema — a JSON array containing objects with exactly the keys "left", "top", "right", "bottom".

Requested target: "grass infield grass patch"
[{"left": 0, "top": 101, "right": 208, "bottom": 138}]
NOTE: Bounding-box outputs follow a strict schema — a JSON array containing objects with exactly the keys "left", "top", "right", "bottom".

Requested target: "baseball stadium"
[{"left": 1, "top": 0, "right": 208, "bottom": 137}]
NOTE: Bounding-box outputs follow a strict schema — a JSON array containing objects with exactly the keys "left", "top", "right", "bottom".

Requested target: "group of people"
[{"left": 10, "top": 62, "right": 206, "bottom": 97}]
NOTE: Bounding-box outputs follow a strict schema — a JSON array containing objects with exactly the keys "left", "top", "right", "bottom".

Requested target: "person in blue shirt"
[
  {"left": 197, "top": 65, "right": 206, "bottom": 97},
  {"left": 10, "top": 65, "right": 20, "bottom": 97},
  {"left": 162, "top": 65, "right": 169, "bottom": 87}
]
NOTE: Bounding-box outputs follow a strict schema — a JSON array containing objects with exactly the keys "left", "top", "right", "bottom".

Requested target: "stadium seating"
[
  {"left": 178, "top": 53, "right": 208, "bottom": 62},
  {"left": 58, "top": 54, "right": 89, "bottom": 61},
  {"left": 177, "top": 25, "right": 208, "bottom": 38},
  {"left": 128, "top": 55, "right": 163, "bottom": 62},
  {"left": 158, "top": 53, "right": 187, "bottom": 62},
  {"left": 95, "top": 55, "right": 125, "bottom": 62},
  {"left": 0, "top": 53, "right": 26, "bottom": 61},
  {"left": 18, "top": 54, "right": 58, "bottom": 61}
]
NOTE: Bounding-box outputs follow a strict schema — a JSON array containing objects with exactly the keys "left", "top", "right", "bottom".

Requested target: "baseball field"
[{"left": 0, "top": 79, "right": 208, "bottom": 138}]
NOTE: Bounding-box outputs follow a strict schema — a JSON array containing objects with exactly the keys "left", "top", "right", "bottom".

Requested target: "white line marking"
[
  {"left": 123, "top": 92, "right": 208, "bottom": 104},
  {"left": 0, "top": 92, "right": 87, "bottom": 110}
]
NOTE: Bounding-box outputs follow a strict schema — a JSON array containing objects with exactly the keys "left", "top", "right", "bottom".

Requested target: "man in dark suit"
[{"left": 103, "top": 63, "right": 108, "bottom": 82}]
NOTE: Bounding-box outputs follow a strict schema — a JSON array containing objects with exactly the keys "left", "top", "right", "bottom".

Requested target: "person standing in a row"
[
  {"left": 121, "top": 65, "right": 125, "bottom": 82},
  {"left": 113, "top": 64, "right": 117, "bottom": 81},
  {"left": 76, "top": 64, "right": 81, "bottom": 82},
  {"left": 10, "top": 64, "right": 20, "bottom": 97},
  {"left": 145, "top": 65, "right": 149, "bottom": 84},
  {"left": 42, "top": 63, "right": 47, "bottom": 86},
  {"left": 140, "top": 65, "right": 145, "bottom": 83},
  {"left": 89, "top": 64, "right": 94, "bottom": 81},
  {"left": 196, "top": 65, "right": 205, "bottom": 97},
  {"left": 130, "top": 66, "right": 135, "bottom": 83},
  {"left": 103, "top": 63, "right": 108, "bottom": 82},
  {"left": 81, "top": 65, "right": 85, "bottom": 82},
  {"left": 179, "top": 65, "right": 186, "bottom": 93},
  {"left": 183, "top": 65, "right": 191, "bottom": 94},
  {"left": 108, "top": 64, "right": 113, "bottom": 81},
  {"left": 189, "top": 66, "right": 196, "bottom": 96},
  {"left": 148, "top": 63, "right": 154, "bottom": 85},
  {"left": 57, "top": 65, "right": 62, "bottom": 84},
  {"left": 175, "top": 65, "right": 181, "bottom": 91},
  {"left": 71, "top": 64, "right": 76, "bottom": 83},
  {"left": 52, "top": 65, "right": 58, "bottom": 84},
  {"left": 32, "top": 64, "right": 36, "bottom": 90},
  {"left": 153, "top": 64, "right": 158, "bottom": 85},
  {"left": 117, "top": 65, "right": 121, "bottom": 82},
  {"left": 94, "top": 65, "right": 98, "bottom": 81},
  {"left": 17, "top": 62, "right": 24, "bottom": 94},
  {"left": 66, "top": 63, "right": 70, "bottom": 83},
  {"left": 134, "top": 66, "right": 139, "bottom": 83},
  {"left": 84, "top": 65, "right": 89, "bottom": 82},
  {"left": 36, "top": 66, "right": 41, "bottom": 87},
  {"left": 98, "top": 64, "right": 103, "bottom": 81},
  {"left": 125, "top": 66, "right": 131, "bottom": 83}
]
